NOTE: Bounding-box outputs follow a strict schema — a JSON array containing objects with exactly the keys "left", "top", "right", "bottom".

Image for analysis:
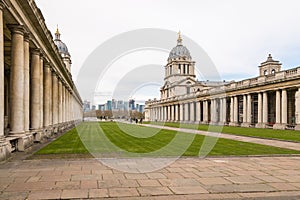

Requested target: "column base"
[
  {"left": 241, "top": 123, "right": 251, "bottom": 128},
  {"left": 229, "top": 122, "right": 239, "bottom": 126},
  {"left": 255, "top": 123, "right": 267, "bottom": 128},
  {"left": 0, "top": 138, "right": 11, "bottom": 161},
  {"left": 273, "top": 123, "right": 286, "bottom": 130},
  {"left": 8, "top": 133, "right": 34, "bottom": 152},
  {"left": 295, "top": 125, "right": 300, "bottom": 131}
]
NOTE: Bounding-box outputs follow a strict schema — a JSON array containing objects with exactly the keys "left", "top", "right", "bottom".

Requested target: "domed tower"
[
  {"left": 54, "top": 27, "right": 72, "bottom": 72},
  {"left": 161, "top": 32, "right": 196, "bottom": 99}
]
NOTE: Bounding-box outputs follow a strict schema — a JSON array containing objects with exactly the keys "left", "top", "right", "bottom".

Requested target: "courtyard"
[{"left": 1, "top": 122, "right": 300, "bottom": 199}]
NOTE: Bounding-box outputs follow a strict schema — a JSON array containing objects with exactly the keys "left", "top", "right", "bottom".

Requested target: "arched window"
[
  {"left": 264, "top": 70, "right": 268, "bottom": 75},
  {"left": 271, "top": 69, "right": 275, "bottom": 74},
  {"left": 169, "top": 66, "right": 172, "bottom": 75}
]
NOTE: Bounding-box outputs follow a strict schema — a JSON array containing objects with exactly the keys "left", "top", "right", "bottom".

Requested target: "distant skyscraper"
[
  {"left": 106, "top": 100, "right": 112, "bottom": 111},
  {"left": 117, "top": 100, "right": 124, "bottom": 110},
  {"left": 112, "top": 99, "right": 116, "bottom": 110},
  {"left": 83, "top": 100, "right": 91, "bottom": 112},
  {"left": 98, "top": 104, "right": 105, "bottom": 111},
  {"left": 129, "top": 99, "right": 135, "bottom": 110},
  {"left": 139, "top": 105, "right": 145, "bottom": 113},
  {"left": 124, "top": 101, "right": 129, "bottom": 111}
]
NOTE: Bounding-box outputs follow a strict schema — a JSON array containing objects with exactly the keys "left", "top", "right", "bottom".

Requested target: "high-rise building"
[
  {"left": 98, "top": 104, "right": 105, "bottom": 111},
  {"left": 106, "top": 100, "right": 112, "bottom": 111},
  {"left": 129, "top": 99, "right": 135, "bottom": 110},
  {"left": 83, "top": 100, "right": 91, "bottom": 112}
]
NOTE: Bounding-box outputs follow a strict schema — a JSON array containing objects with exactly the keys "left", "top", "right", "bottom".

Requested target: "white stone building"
[
  {"left": 0, "top": 0, "right": 83, "bottom": 161},
  {"left": 145, "top": 33, "right": 300, "bottom": 131}
]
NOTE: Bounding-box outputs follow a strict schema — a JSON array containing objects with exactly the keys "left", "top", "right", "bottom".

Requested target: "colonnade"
[
  {"left": 148, "top": 88, "right": 300, "bottom": 130},
  {"left": 0, "top": 1, "right": 83, "bottom": 160}
]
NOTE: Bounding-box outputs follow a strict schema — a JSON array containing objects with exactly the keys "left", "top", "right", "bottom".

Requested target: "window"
[
  {"left": 169, "top": 66, "right": 172, "bottom": 75},
  {"left": 271, "top": 69, "right": 275, "bottom": 74},
  {"left": 264, "top": 70, "right": 268, "bottom": 75},
  {"left": 178, "top": 65, "right": 181, "bottom": 73},
  {"left": 183, "top": 64, "right": 186, "bottom": 74},
  {"left": 187, "top": 86, "right": 190, "bottom": 94},
  {"left": 187, "top": 64, "right": 189, "bottom": 74}
]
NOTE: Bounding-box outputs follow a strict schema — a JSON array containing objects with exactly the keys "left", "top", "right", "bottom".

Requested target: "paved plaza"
[{"left": 0, "top": 155, "right": 300, "bottom": 199}]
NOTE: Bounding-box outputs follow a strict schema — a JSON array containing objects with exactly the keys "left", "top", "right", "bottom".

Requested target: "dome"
[
  {"left": 168, "top": 32, "right": 191, "bottom": 60},
  {"left": 54, "top": 27, "right": 70, "bottom": 56}
]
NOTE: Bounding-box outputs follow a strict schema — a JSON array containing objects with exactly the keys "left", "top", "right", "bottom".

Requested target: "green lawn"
[
  {"left": 34, "top": 122, "right": 300, "bottom": 158},
  {"left": 144, "top": 122, "right": 300, "bottom": 142}
]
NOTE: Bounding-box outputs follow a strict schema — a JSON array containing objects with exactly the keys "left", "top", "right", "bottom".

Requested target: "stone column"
[
  {"left": 262, "top": 92, "right": 268, "bottom": 124},
  {"left": 230, "top": 97, "right": 234, "bottom": 124},
  {"left": 281, "top": 89, "right": 287, "bottom": 125},
  {"left": 170, "top": 105, "right": 173, "bottom": 121},
  {"left": 9, "top": 26, "right": 25, "bottom": 135},
  {"left": 275, "top": 90, "right": 281, "bottom": 125},
  {"left": 52, "top": 73, "right": 58, "bottom": 125},
  {"left": 23, "top": 33, "right": 30, "bottom": 134},
  {"left": 257, "top": 93, "right": 262, "bottom": 125},
  {"left": 30, "top": 49, "right": 40, "bottom": 131},
  {"left": 62, "top": 84, "right": 65, "bottom": 123},
  {"left": 185, "top": 103, "right": 189, "bottom": 122},
  {"left": 190, "top": 102, "right": 195, "bottom": 122},
  {"left": 224, "top": 98, "right": 227, "bottom": 122},
  {"left": 233, "top": 96, "right": 238, "bottom": 124},
  {"left": 203, "top": 101, "right": 208, "bottom": 123},
  {"left": 247, "top": 94, "right": 252, "bottom": 124},
  {"left": 295, "top": 88, "right": 300, "bottom": 130},
  {"left": 242, "top": 95, "right": 247, "bottom": 123},
  {"left": 0, "top": 2, "right": 3, "bottom": 138},
  {"left": 49, "top": 70, "right": 53, "bottom": 127},
  {"left": 39, "top": 56, "right": 44, "bottom": 130},
  {"left": 196, "top": 101, "right": 201, "bottom": 122},
  {"left": 164, "top": 106, "right": 167, "bottom": 121},
  {"left": 167, "top": 106, "right": 171, "bottom": 121},
  {"left": 58, "top": 80, "right": 62, "bottom": 124},
  {"left": 0, "top": 2, "right": 9, "bottom": 161},
  {"left": 180, "top": 104, "right": 184, "bottom": 121},
  {"left": 210, "top": 99, "right": 215, "bottom": 123},
  {"left": 43, "top": 63, "right": 51, "bottom": 128},
  {"left": 175, "top": 104, "right": 178, "bottom": 121}
]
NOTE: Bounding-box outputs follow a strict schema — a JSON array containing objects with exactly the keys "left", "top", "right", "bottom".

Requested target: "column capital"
[
  {"left": 31, "top": 48, "right": 41, "bottom": 56},
  {"left": 44, "top": 61, "right": 51, "bottom": 68},
  {"left": 24, "top": 32, "right": 30, "bottom": 42},
  {"left": 8, "top": 24, "right": 25, "bottom": 35}
]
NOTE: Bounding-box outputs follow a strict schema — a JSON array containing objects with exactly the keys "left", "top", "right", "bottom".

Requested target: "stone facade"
[
  {"left": 0, "top": 0, "right": 83, "bottom": 161},
  {"left": 145, "top": 33, "right": 300, "bottom": 131}
]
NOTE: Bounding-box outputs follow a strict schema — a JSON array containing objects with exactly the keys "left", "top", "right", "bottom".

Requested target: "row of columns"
[
  {"left": 149, "top": 88, "right": 300, "bottom": 129},
  {"left": 0, "top": 16, "right": 82, "bottom": 154}
]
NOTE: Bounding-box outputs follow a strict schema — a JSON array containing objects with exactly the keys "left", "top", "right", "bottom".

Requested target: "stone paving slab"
[{"left": 0, "top": 156, "right": 300, "bottom": 199}]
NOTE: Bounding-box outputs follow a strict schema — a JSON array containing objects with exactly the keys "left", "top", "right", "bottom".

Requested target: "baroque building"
[
  {"left": 145, "top": 33, "right": 300, "bottom": 131},
  {"left": 0, "top": 0, "right": 83, "bottom": 161}
]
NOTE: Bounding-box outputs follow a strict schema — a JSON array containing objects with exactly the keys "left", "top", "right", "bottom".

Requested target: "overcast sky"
[{"left": 36, "top": 0, "right": 300, "bottom": 104}]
